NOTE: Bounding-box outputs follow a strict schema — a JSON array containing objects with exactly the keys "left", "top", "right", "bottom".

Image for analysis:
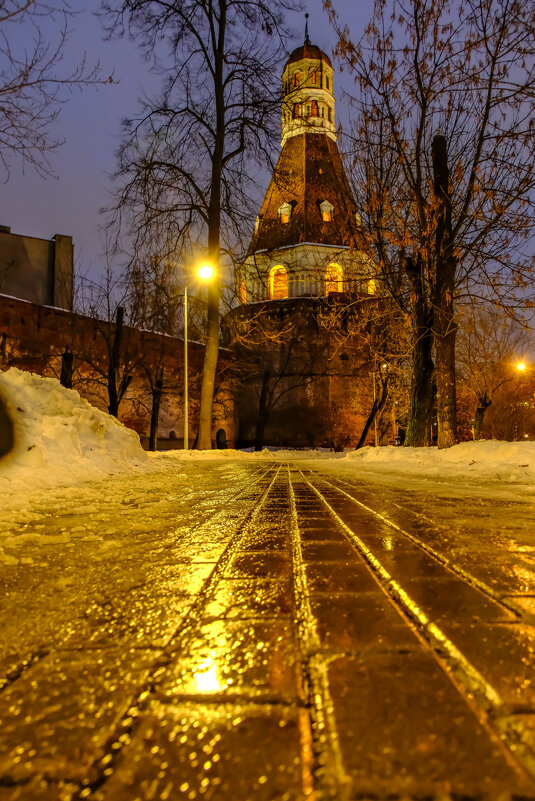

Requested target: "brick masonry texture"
[{"left": 0, "top": 294, "right": 235, "bottom": 448}]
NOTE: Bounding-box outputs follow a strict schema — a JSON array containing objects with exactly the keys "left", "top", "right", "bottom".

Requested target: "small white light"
[{"left": 198, "top": 264, "right": 214, "bottom": 280}]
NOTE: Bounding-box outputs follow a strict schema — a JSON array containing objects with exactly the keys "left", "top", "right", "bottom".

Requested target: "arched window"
[
  {"left": 239, "top": 280, "right": 247, "bottom": 304},
  {"left": 327, "top": 107, "right": 332, "bottom": 122},
  {"left": 326, "top": 76, "right": 330, "bottom": 90},
  {"left": 269, "top": 265, "right": 289, "bottom": 300},
  {"left": 310, "top": 99, "right": 319, "bottom": 117},
  {"left": 294, "top": 72, "right": 300, "bottom": 86},
  {"left": 310, "top": 70, "right": 317, "bottom": 84},
  {"left": 325, "top": 263, "right": 344, "bottom": 295},
  {"left": 367, "top": 279, "right": 377, "bottom": 295},
  {"left": 319, "top": 199, "right": 334, "bottom": 222},
  {"left": 293, "top": 103, "right": 301, "bottom": 119},
  {"left": 278, "top": 202, "right": 293, "bottom": 224}
]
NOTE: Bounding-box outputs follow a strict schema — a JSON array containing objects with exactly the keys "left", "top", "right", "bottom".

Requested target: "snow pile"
[
  {"left": 0, "top": 368, "right": 148, "bottom": 492},
  {"left": 336, "top": 440, "right": 535, "bottom": 484}
]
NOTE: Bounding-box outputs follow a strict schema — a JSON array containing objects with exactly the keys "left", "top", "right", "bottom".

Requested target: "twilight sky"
[{"left": 0, "top": 1, "right": 370, "bottom": 282}]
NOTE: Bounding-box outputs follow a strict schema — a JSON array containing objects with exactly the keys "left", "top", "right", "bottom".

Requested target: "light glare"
[{"left": 198, "top": 264, "right": 214, "bottom": 280}]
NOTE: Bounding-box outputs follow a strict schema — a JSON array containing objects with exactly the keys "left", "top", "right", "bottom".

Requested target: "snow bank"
[
  {"left": 0, "top": 368, "right": 148, "bottom": 493},
  {"left": 338, "top": 441, "right": 535, "bottom": 483},
  {"left": 155, "top": 441, "right": 535, "bottom": 486},
  {"left": 1, "top": 367, "right": 533, "bottom": 498}
]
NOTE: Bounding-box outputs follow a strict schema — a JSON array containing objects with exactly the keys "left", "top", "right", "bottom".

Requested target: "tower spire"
[{"left": 304, "top": 13, "right": 310, "bottom": 45}]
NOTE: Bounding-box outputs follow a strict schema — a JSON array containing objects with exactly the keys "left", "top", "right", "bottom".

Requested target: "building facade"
[{"left": 0, "top": 226, "right": 74, "bottom": 311}]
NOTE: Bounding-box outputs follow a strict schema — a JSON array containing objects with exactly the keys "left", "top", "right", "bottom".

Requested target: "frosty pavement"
[{"left": 1, "top": 461, "right": 535, "bottom": 800}]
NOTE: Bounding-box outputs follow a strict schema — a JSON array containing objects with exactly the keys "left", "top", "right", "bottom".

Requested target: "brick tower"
[
  {"left": 239, "top": 25, "right": 375, "bottom": 303},
  {"left": 230, "top": 27, "right": 383, "bottom": 450}
]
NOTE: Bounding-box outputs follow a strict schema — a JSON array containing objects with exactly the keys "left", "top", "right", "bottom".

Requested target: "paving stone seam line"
[
  {"left": 68, "top": 465, "right": 283, "bottom": 801},
  {"left": 308, "top": 469, "right": 523, "bottom": 618},
  {"left": 0, "top": 465, "right": 275, "bottom": 700},
  {"left": 300, "top": 470, "right": 535, "bottom": 789},
  {"left": 287, "top": 467, "right": 353, "bottom": 801}
]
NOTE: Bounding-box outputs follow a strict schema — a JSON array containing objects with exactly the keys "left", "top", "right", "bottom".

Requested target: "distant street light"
[{"left": 184, "top": 264, "right": 214, "bottom": 450}]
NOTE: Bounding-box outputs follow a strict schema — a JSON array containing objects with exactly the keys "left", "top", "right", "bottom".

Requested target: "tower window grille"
[
  {"left": 325, "top": 263, "right": 344, "bottom": 295},
  {"left": 269, "top": 265, "right": 289, "bottom": 300}
]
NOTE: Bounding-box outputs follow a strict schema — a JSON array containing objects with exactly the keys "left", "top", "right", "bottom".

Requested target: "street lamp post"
[{"left": 183, "top": 264, "right": 214, "bottom": 450}]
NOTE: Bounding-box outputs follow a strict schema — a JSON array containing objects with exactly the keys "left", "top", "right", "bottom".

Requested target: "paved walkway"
[{"left": 1, "top": 461, "right": 535, "bottom": 800}]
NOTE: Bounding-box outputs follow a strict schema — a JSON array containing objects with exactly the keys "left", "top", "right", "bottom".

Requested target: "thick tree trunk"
[
  {"left": 405, "top": 256, "right": 435, "bottom": 447},
  {"left": 60, "top": 345, "right": 73, "bottom": 389},
  {"left": 107, "top": 306, "right": 124, "bottom": 418},
  {"left": 149, "top": 368, "right": 163, "bottom": 451},
  {"left": 196, "top": 7, "right": 226, "bottom": 450},
  {"left": 474, "top": 393, "right": 491, "bottom": 440},
  {"left": 356, "top": 375, "right": 389, "bottom": 449},
  {"left": 432, "top": 135, "right": 458, "bottom": 449},
  {"left": 197, "top": 274, "right": 220, "bottom": 449},
  {"left": 255, "top": 370, "right": 271, "bottom": 451}
]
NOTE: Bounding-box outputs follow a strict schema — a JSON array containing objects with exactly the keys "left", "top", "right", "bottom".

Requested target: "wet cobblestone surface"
[{"left": 1, "top": 461, "right": 535, "bottom": 799}]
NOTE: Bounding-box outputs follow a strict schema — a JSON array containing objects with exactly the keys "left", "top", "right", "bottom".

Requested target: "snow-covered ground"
[{"left": 1, "top": 368, "right": 535, "bottom": 503}]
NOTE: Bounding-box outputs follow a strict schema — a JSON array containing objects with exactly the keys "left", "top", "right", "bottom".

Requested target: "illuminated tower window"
[
  {"left": 367, "top": 278, "right": 377, "bottom": 295},
  {"left": 325, "top": 263, "right": 344, "bottom": 295},
  {"left": 319, "top": 199, "right": 334, "bottom": 222},
  {"left": 310, "top": 99, "right": 319, "bottom": 117},
  {"left": 310, "top": 70, "right": 317, "bottom": 84},
  {"left": 269, "top": 265, "right": 289, "bottom": 299},
  {"left": 294, "top": 72, "right": 300, "bottom": 86},
  {"left": 240, "top": 280, "right": 247, "bottom": 304},
  {"left": 293, "top": 103, "right": 301, "bottom": 119},
  {"left": 278, "top": 202, "right": 293, "bottom": 224}
]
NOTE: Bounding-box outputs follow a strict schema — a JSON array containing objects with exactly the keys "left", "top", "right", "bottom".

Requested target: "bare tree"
[
  {"left": 76, "top": 261, "right": 141, "bottom": 418},
  {"left": 102, "top": 0, "right": 300, "bottom": 448},
  {"left": 0, "top": 1, "right": 105, "bottom": 178},
  {"left": 327, "top": 0, "right": 535, "bottom": 447},
  {"left": 457, "top": 304, "right": 531, "bottom": 438}
]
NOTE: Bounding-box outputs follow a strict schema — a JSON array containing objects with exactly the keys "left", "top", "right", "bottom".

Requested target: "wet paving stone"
[
  {"left": 225, "top": 552, "right": 291, "bottom": 580},
  {"left": 301, "top": 540, "right": 359, "bottom": 562},
  {"left": 310, "top": 591, "right": 419, "bottom": 652},
  {"left": 298, "top": 527, "right": 346, "bottom": 542},
  {"left": 402, "top": 576, "right": 516, "bottom": 623},
  {"left": 158, "top": 619, "right": 299, "bottom": 703},
  {"left": 239, "top": 534, "right": 287, "bottom": 551},
  {"left": 304, "top": 560, "right": 381, "bottom": 593},
  {"left": 327, "top": 652, "right": 534, "bottom": 798},
  {"left": 92, "top": 701, "right": 307, "bottom": 801},
  {"left": 2, "top": 463, "right": 535, "bottom": 799},
  {"left": 0, "top": 648, "right": 159, "bottom": 783},
  {"left": 203, "top": 578, "right": 293, "bottom": 619},
  {"left": 442, "top": 622, "right": 535, "bottom": 708}
]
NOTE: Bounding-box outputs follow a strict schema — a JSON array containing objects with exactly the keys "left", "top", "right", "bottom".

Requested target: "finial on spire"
[{"left": 304, "top": 13, "right": 310, "bottom": 45}]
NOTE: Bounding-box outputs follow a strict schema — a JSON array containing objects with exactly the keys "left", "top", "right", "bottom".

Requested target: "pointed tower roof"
[
  {"left": 249, "top": 133, "right": 363, "bottom": 253},
  {"left": 248, "top": 34, "right": 366, "bottom": 256}
]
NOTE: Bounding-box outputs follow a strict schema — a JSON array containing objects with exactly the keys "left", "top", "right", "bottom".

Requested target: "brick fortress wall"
[{"left": 0, "top": 295, "right": 235, "bottom": 449}]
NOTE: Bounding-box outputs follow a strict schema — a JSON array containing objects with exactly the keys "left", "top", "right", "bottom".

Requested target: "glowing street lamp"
[
  {"left": 517, "top": 362, "right": 527, "bottom": 372},
  {"left": 184, "top": 264, "right": 214, "bottom": 450}
]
